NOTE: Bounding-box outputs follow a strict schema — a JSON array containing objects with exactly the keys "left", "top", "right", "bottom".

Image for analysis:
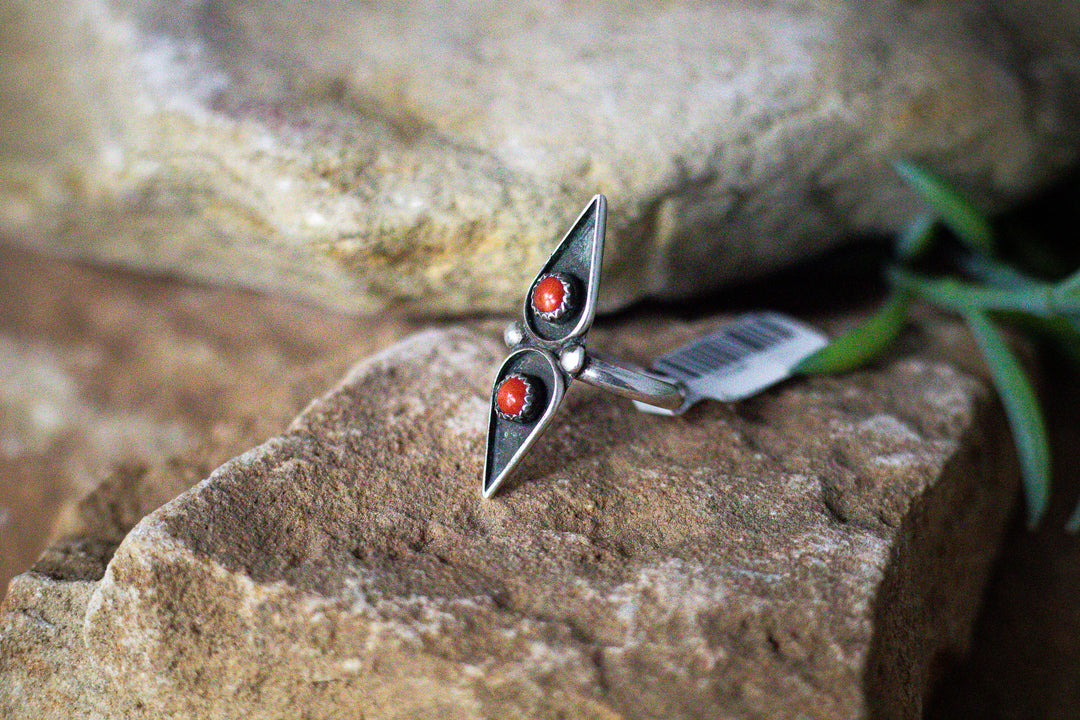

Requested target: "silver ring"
[
  {"left": 577, "top": 353, "right": 685, "bottom": 411},
  {"left": 482, "top": 194, "right": 689, "bottom": 497}
]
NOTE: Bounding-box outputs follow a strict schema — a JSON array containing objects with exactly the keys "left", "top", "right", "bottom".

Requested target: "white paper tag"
[{"left": 633, "top": 312, "right": 827, "bottom": 415}]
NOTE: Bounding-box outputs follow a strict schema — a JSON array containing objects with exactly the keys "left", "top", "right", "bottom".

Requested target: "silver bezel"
[
  {"left": 494, "top": 372, "right": 537, "bottom": 422},
  {"left": 531, "top": 273, "right": 576, "bottom": 322}
]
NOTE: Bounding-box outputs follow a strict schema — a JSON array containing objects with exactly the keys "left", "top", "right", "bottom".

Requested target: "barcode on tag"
[{"left": 633, "top": 312, "right": 827, "bottom": 415}]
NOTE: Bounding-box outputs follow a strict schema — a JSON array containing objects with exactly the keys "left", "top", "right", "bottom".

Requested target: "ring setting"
[
  {"left": 494, "top": 373, "right": 540, "bottom": 422},
  {"left": 481, "top": 194, "right": 687, "bottom": 498},
  {"left": 530, "top": 273, "right": 578, "bottom": 322}
]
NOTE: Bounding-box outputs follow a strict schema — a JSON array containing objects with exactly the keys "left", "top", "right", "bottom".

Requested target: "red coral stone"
[
  {"left": 496, "top": 376, "right": 528, "bottom": 417},
  {"left": 532, "top": 275, "right": 566, "bottom": 315}
]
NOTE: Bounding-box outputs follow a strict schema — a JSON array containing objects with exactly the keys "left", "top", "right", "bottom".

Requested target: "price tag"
[{"left": 633, "top": 312, "right": 827, "bottom": 415}]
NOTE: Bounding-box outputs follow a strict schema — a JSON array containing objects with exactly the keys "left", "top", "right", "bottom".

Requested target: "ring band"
[{"left": 577, "top": 354, "right": 687, "bottom": 412}]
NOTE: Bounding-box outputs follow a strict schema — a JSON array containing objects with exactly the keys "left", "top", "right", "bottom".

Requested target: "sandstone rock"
[
  {"left": 0, "top": 246, "right": 415, "bottom": 593},
  {"left": 1, "top": 313, "right": 1018, "bottom": 718},
  {"left": 3, "top": 0, "right": 1080, "bottom": 314}
]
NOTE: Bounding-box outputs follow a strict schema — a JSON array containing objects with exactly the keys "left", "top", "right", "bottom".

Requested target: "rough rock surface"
[
  {"left": 3, "top": 0, "right": 1080, "bottom": 314},
  {"left": 0, "top": 246, "right": 415, "bottom": 593},
  {"left": 1, "top": 313, "right": 1018, "bottom": 718}
]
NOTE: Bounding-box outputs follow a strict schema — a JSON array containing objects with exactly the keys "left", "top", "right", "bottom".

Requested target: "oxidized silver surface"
[{"left": 482, "top": 194, "right": 687, "bottom": 498}]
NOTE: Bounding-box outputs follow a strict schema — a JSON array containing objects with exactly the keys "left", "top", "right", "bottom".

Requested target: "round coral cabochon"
[
  {"left": 532, "top": 276, "right": 566, "bottom": 315},
  {"left": 496, "top": 375, "right": 529, "bottom": 417}
]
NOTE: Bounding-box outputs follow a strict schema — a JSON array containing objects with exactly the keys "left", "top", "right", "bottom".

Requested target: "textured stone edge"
[
  {"left": 0, "top": 325, "right": 1022, "bottom": 718},
  {"left": 862, "top": 395, "right": 1017, "bottom": 719}
]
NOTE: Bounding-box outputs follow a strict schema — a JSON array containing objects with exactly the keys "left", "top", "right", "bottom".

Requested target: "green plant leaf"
[
  {"left": 964, "top": 309, "right": 1051, "bottom": 528},
  {"left": 958, "top": 255, "right": 1038, "bottom": 288},
  {"left": 794, "top": 290, "right": 913, "bottom": 374},
  {"left": 1060, "top": 265, "right": 1080, "bottom": 297},
  {"left": 895, "top": 213, "right": 937, "bottom": 261},
  {"left": 889, "top": 268, "right": 1062, "bottom": 317},
  {"left": 894, "top": 160, "right": 994, "bottom": 255}
]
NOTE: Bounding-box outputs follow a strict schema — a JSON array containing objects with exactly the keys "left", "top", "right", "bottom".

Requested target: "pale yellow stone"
[{"left": 2, "top": 0, "right": 1079, "bottom": 315}]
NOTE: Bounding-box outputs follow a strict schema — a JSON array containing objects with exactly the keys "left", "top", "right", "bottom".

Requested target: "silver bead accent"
[
  {"left": 503, "top": 320, "right": 527, "bottom": 348},
  {"left": 559, "top": 344, "right": 586, "bottom": 376}
]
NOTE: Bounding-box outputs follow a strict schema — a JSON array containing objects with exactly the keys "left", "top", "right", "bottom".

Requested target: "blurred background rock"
[{"left": 4, "top": 0, "right": 1080, "bottom": 315}]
